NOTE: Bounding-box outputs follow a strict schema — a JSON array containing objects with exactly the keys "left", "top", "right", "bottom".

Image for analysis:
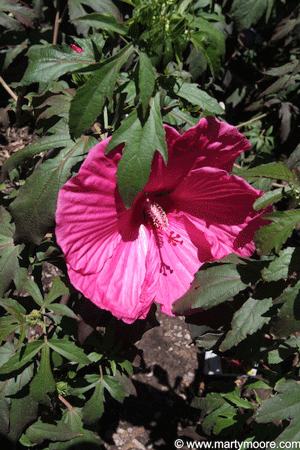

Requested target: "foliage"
[{"left": 0, "top": 0, "right": 300, "bottom": 447}]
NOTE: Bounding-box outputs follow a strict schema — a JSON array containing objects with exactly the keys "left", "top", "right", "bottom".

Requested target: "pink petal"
[
  {"left": 174, "top": 116, "right": 251, "bottom": 172},
  {"left": 67, "top": 225, "right": 159, "bottom": 323},
  {"left": 171, "top": 167, "right": 262, "bottom": 226},
  {"left": 145, "top": 117, "right": 250, "bottom": 193},
  {"left": 153, "top": 215, "right": 212, "bottom": 316},
  {"left": 55, "top": 138, "right": 125, "bottom": 276}
]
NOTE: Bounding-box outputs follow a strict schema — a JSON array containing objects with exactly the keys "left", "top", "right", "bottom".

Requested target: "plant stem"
[
  {"left": 52, "top": 1, "right": 68, "bottom": 45},
  {"left": 236, "top": 113, "right": 268, "bottom": 129},
  {"left": 0, "top": 76, "right": 18, "bottom": 102},
  {"left": 58, "top": 394, "right": 73, "bottom": 411}
]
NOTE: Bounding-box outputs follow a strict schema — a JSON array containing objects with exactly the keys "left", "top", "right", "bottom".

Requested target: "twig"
[
  {"left": 0, "top": 76, "right": 18, "bottom": 102},
  {"left": 52, "top": 9, "right": 60, "bottom": 45},
  {"left": 236, "top": 113, "right": 268, "bottom": 129},
  {"left": 52, "top": 2, "right": 68, "bottom": 45}
]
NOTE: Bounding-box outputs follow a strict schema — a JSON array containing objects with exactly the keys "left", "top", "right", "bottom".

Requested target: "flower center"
[
  {"left": 143, "top": 196, "right": 183, "bottom": 246},
  {"left": 143, "top": 197, "right": 168, "bottom": 231}
]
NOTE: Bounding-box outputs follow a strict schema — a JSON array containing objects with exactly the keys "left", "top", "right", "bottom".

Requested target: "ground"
[{"left": 98, "top": 310, "right": 204, "bottom": 450}]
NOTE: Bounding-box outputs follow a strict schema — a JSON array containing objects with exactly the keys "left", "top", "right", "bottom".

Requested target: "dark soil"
[{"left": 98, "top": 311, "right": 203, "bottom": 450}]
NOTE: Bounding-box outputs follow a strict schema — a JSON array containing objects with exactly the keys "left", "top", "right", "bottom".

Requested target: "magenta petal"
[
  {"left": 174, "top": 116, "right": 251, "bottom": 172},
  {"left": 66, "top": 226, "right": 159, "bottom": 323},
  {"left": 56, "top": 138, "right": 124, "bottom": 275},
  {"left": 145, "top": 117, "right": 250, "bottom": 193},
  {"left": 153, "top": 215, "right": 212, "bottom": 316},
  {"left": 172, "top": 167, "right": 262, "bottom": 226}
]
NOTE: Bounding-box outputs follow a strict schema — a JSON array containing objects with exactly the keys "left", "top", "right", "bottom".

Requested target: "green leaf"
[
  {"left": 24, "top": 418, "right": 79, "bottom": 445},
  {"left": 240, "top": 162, "right": 295, "bottom": 183},
  {"left": 68, "top": 0, "right": 122, "bottom": 36},
  {"left": 219, "top": 297, "right": 273, "bottom": 352},
  {"left": 9, "top": 135, "right": 97, "bottom": 244},
  {"left": 253, "top": 186, "right": 293, "bottom": 211},
  {"left": 0, "top": 131, "right": 73, "bottom": 183},
  {"left": 254, "top": 210, "right": 300, "bottom": 255},
  {"left": 20, "top": 44, "right": 95, "bottom": 86},
  {"left": 139, "top": 51, "right": 156, "bottom": 116},
  {"left": 256, "top": 380, "right": 300, "bottom": 442},
  {"left": 24, "top": 278, "right": 44, "bottom": 307},
  {"left": 224, "top": 392, "right": 254, "bottom": 410},
  {"left": 172, "top": 262, "right": 249, "bottom": 314},
  {"left": 0, "top": 298, "right": 26, "bottom": 323},
  {"left": 73, "top": 12, "right": 128, "bottom": 35},
  {"left": 0, "top": 342, "right": 32, "bottom": 436},
  {"left": 0, "top": 340, "right": 44, "bottom": 374},
  {"left": 47, "top": 339, "right": 90, "bottom": 365},
  {"left": 49, "top": 303, "right": 79, "bottom": 320},
  {"left": 262, "top": 247, "right": 300, "bottom": 282},
  {"left": 44, "top": 276, "right": 69, "bottom": 305},
  {"left": 82, "top": 379, "right": 105, "bottom": 424},
  {"left": 48, "top": 407, "right": 102, "bottom": 449},
  {"left": 107, "top": 95, "right": 167, "bottom": 208},
  {"left": 273, "top": 280, "right": 300, "bottom": 338},
  {"left": 102, "top": 374, "right": 128, "bottom": 403},
  {"left": 69, "top": 43, "right": 134, "bottom": 138},
  {"left": 164, "top": 106, "right": 199, "bottom": 128},
  {"left": 231, "top": 0, "right": 269, "bottom": 32},
  {"left": 8, "top": 394, "right": 39, "bottom": 443},
  {"left": 175, "top": 82, "right": 225, "bottom": 115},
  {"left": 0, "top": 207, "right": 24, "bottom": 297},
  {"left": 30, "top": 342, "right": 56, "bottom": 403}
]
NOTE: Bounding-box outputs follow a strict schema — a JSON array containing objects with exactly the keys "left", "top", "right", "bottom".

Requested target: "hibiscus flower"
[{"left": 55, "top": 117, "right": 265, "bottom": 324}]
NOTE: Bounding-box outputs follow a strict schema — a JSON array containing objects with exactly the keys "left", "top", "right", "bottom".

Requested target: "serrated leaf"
[
  {"left": 220, "top": 297, "right": 273, "bottom": 352},
  {"left": 24, "top": 418, "right": 79, "bottom": 445},
  {"left": 49, "top": 303, "right": 79, "bottom": 320},
  {"left": 107, "top": 95, "right": 167, "bottom": 208},
  {"left": 44, "top": 276, "right": 69, "bottom": 305},
  {"left": 224, "top": 392, "right": 254, "bottom": 410},
  {"left": 164, "top": 106, "right": 199, "bottom": 128},
  {"left": 73, "top": 12, "right": 128, "bottom": 35},
  {"left": 262, "top": 247, "right": 300, "bottom": 282},
  {"left": 172, "top": 263, "right": 249, "bottom": 314},
  {"left": 241, "top": 162, "right": 295, "bottom": 183},
  {"left": 82, "top": 379, "right": 104, "bottom": 424},
  {"left": 0, "top": 362, "right": 34, "bottom": 438},
  {"left": 175, "top": 82, "right": 224, "bottom": 114},
  {"left": 231, "top": 0, "right": 268, "bottom": 32},
  {"left": 68, "top": 0, "right": 122, "bottom": 36},
  {"left": 0, "top": 207, "right": 24, "bottom": 297},
  {"left": 47, "top": 339, "right": 90, "bottom": 365},
  {"left": 139, "top": 51, "right": 156, "bottom": 116},
  {"left": 0, "top": 298, "right": 26, "bottom": 323},
  {"left": 48, "top": 407, "right": 102, "bottom": 449},
  {"left": 69, "top": 43, "right": 134, "bottom": 138},
  {"left": 0, "top": 340, "right": 44, "bottom": 375},
  {"left": 8, "top": 394, "right": 39, "bottom": 443},
  {"left": 273, "top": 280, "right": 300, "bottom": 338},
  {"left": 30, "top": 342, "right": 56, "bottom": 404},
  {"left": 254, "top": 210, "right": 300, "bottom": 255},
  {"left": 0, "top": 131, "right": 72, "bottom": 183},
  {"left": 9, "top": 136, "right": 97, "bottom": 244},
  {"left": 24, "top": 278, "right": 44, "bottom": 307},
  {"left": 102, "top": 374, "right": 127, "bottom": 403},
  {"left": 256, "top": 380, "right": 300, "bottom": 442},
  {"left": 0, "top": 0, "right": 35, "bottom": 30},
  {"left": 20, "top": 44, "right": 95, "bottom": 86},
  {"left": 253, "top": 186, "right": 292, "bottom": 211}
]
